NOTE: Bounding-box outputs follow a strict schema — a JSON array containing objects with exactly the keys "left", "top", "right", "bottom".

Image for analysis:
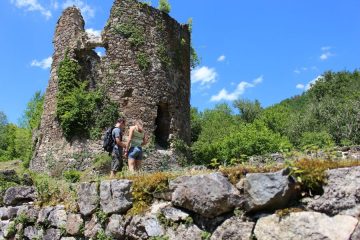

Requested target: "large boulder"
[
  {"left": 37, "top": 206, "right": 54, "bottom": 225},
  {"left": 308, "top": 166, "right": 360, "bottom": 217},
  {"left": 210, "top": 216, "right": 254, "bottom": 240},
  {"left": 3, "top": 186, "right": 36, "bottom": 206},
  {"left": 254, "top": 211, "right": 358, "bottom": 240},
  {"left": 243, "top": 168, "right": 297, "bottom": 212},
  {"left": 77, "top": 182, "right": 99, "bottom": 216},
  {"left": 100, "top": 180, "right": 133, "bottom": 214},
  {"left": 0, "top": 206, "right": 19, "bottom": 220},
  {"left": 160, "top": 206, "right": 189, "bottom": 222},
  {"left": 169, "top": 173, "right": 243, "bottom": 218}
]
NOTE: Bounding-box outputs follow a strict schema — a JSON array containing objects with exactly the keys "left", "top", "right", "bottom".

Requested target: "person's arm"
[
  {"left": 115, "top": 137, "right": 126, "bottom": 148},
  {"left": 141, "top": 132, "right": 147, "bottom": 146},
  {"left": 126, "top": 126, "right": 135, "bottom": 152}
]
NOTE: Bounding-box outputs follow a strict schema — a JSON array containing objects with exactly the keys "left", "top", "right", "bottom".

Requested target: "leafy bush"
[
  {"left": 158, "top": 0, "right": 171, "bottom": 14},
  {"left": 63, "top": 170, "right": 81, "bottom": 183},
  {"left": 299, "top": 131, "right": 335, "bottom": 150}
]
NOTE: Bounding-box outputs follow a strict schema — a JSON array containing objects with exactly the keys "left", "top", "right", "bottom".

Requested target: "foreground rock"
[
  {"left": 210, "top": 216, "right": 254, "bottom": 240},
  {"left": 308, "top": 166, "right": 360, "bottom": 217},
  {"left": 77, "top": 182, "right": 99, "bottom": 216},
  {"left": 100, "top": 180, "right": 133, "bottom": 214},
  {"left": 3, "top": 186, "right": 37, "bottom": 206},
  {"left": 254, "top": 211, "right": 358, "bottom": 240},
  {"left": 166, "top": 224, "right": 203, "bottom": 240},
  {"left": 170, "top": 173, "right": 243, "bottom": 218},
  {"left": 105, "top": 214, "right": 131, "bottom": 239},
  {"left": 243, "top": 168, "right": 297, "bottom": 212}
]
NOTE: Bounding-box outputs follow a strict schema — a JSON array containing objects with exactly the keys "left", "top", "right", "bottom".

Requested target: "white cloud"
[
  {"left": 320, "top": 46, "right": 334, "bottom": 61},
  {"left": 296, "top": 84, "right": 305, "bottom": 89},
  {"left": 217, "top": 55, "right": 226, "bottom": 62},
  {"left": 191, "top": 66, "right": 217, "bottom": 86},
  {"left": 31, "top": 56, "right": 52, "bottom": 69},
  {"left": 62, "top": 0, "right": 95, "bottom": 19},
  {"left": 86, "top": 28, "right": 101, "bottom": 38},
  {"left": 210, "top": 76, "right": 263, "bottom": 102},
  {"left": 97, "top": 51, "right": 103, "bottom": 57},
  {"left": 11, "top": 0, "right": 52, "bottom": 19},
  {"left": 294, "top": 69, "right": 301, "bottom": 74},
  {"left": 296, "top": 75, "right": 323, "bottom": 91}
]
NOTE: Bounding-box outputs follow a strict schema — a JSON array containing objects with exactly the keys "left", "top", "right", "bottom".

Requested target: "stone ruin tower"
[{"left": 30, "top": 0, "right": 191, "bottom": 175}]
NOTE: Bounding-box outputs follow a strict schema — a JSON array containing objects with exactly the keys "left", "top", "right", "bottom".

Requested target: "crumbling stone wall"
[{"left": 31, "top": 0, "right": 191, "bottom": 174}]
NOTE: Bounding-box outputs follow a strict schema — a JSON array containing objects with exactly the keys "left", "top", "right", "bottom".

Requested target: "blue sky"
[{"left": 0, "top": 0, "right": 359, "bottom": 124}]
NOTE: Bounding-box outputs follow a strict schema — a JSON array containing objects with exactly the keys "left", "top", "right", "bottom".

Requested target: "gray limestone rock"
[
  {"left": 66, "top": 213, "right": 83, "bottom": 236},
  {"left": 210, "top": 216, "right": 254, "bottom": 240},
  {"left": 308, "top": 166, "right": 360, "bottom": 217},
  {"left": 48, "top": 208, "right": 67, "bottom": 228},
  {"left": 84, "top": 215, "right": 102, "bottom": 238},
  {"left": 170, "top": 173, "right": 243, "bottom": 218},
  {"left": 3, "top": 186, "right": 37, "bottom": 206},
  {"left": 100, "top": 180, "right": 133, "bottom": 214},
  {"left": 126, "top": 215, "right": 164, "bottom": 240},
  {"left": 243, "top": 168, "right": 297, "bottom": 212},
  {"left": 77, "top": 182, "right": 99, "bottom": 216},
  {"left": 37, "top": 206, "right": 54, "bottom": 225},
  {"left": 43, "top": 228, "right": 61, "bottom": 240},
  {"left": 160, "top": 206, "right": 189, "bottom": 222},
  {"left": 166, "top": 224, "right": 203, "bottom": 240},
  {"left": 254, "top": 211, "right": 358, "bottom": 240},
  {"left": 24, "top": 226, "right": 44, "bottom": 239},
  {"left": 105, "top": 214, "right": 131, "bottom": 239},
  {"left": 351, "top": 223, "right": 360, "bottom": 240}
]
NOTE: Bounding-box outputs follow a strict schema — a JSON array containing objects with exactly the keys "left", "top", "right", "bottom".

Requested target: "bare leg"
[
  {"left": 128, "top": 159, "right": 136, "bottom": 172},
  {"left": 135, "top": 160, "right": 142, "bottom": 171},
  {"left": 110, "top": 171, "right": 115, "bottom": 178}
]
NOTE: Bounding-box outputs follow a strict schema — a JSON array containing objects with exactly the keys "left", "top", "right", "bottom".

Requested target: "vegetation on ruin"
[
  {"left": 56, "top": 53, "right": 119, "bottom": 140},
  {"left": 158, "top": 0, "right": 171, "bottom": 14}
]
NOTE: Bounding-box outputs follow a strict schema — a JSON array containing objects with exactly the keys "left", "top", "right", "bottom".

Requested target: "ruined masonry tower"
[{"left": 30, "top": 0, "right": 191, "bottom": 174}]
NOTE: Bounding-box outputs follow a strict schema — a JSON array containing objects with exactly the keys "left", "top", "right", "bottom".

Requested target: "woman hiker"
[{"left": 125, "top": 120, "right": 147, "bottom": 172}]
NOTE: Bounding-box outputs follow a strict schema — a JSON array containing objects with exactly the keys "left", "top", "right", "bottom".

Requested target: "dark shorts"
[
  {"left": 128, "top": 146, "right": 143, "bottom": 161},
  {"left": 111, "top": 147, "right": 123, "bottom": 171}
]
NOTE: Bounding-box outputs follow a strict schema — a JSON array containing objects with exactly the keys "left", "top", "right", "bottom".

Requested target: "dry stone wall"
[
  {"left": 31, "top": 0, "right": 191, "bottom": 174},
  {"left": 1, "top": 166, "right": 360, "bottom": 239}
]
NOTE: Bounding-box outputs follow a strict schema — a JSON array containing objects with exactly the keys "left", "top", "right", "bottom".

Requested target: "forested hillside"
[{"left": 191, "top": 70, "right": 360, "bottom": 165}]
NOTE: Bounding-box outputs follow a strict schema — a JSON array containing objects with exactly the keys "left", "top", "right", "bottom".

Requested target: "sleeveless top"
[{"left": 130, "top": 128, "right": 144, "bottom": 147}]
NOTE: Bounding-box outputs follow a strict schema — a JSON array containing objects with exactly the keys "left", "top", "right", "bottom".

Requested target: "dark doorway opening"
[{"left": 154, "top": 103, "right": 171, "bottom": 148}]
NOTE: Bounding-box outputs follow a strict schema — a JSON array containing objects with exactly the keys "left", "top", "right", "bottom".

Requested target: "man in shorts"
[{"left": 110, "top": 118, "right": 126, "bottom": 178}]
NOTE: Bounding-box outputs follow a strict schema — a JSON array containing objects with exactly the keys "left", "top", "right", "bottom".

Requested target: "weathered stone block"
[
  {"left": 3, "top": 186, "right": 36, "bottom": 206},
  {"left": 243, "top": 168, "right": 297, "bottom": 212},
  {"left": 100, "top": 180, "right": 133, "bottom": 214},
  {"left": 77, "top": 182, "right": 99, "bottom": 216},
  {"left": 254, "top": 212, "right": 358, "bottom": 240},
  {"left": 170, "top": 173, "right": 243, "bottom": 218}
]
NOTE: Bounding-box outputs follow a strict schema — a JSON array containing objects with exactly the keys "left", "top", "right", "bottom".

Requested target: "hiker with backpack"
[
  {"left": 104, "top": 118, "right": 127, "bottom": 178},
  {"left": 125, "top": 120, "right": 147, "bottom": 172}
]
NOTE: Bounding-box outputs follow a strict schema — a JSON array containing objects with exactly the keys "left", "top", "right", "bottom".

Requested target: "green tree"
[
  {"left": 190, "top": 107, "right": 202, "bottom": 143},
  {"left": 233, "top": 99, "right": 263, "bottom": 123},
  {"left": 20, "top": 91, "right": 44, "bottom": 131},
  {"left": 158, "top": 0, "right": 171, "bottom": 14}
]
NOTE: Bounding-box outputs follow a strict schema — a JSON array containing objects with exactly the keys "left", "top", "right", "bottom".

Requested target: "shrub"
[
  {"left": 299, "top": 131, "right": 335, "bottom": 150},
  {"left": 158, "top": 0, "right": 171, "bottom": 14},
  {"left": 63, "top": 170, "right": 81, "bottom": 183}
]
